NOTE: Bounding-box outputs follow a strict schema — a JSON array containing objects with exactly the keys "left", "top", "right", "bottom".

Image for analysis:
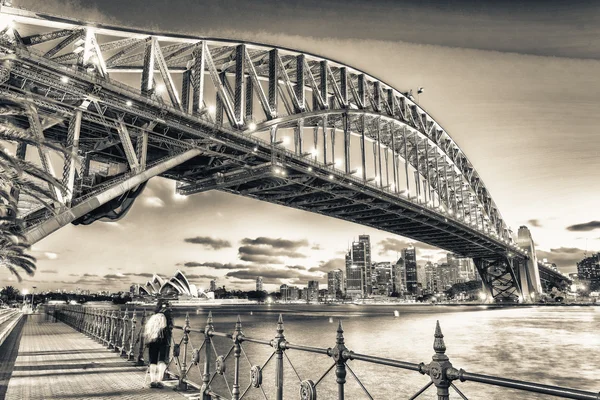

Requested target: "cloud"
[
  {"left": 40, "top": 269, "right": 58, "bottom": 274},
  {"left": 286, "top": 265, "right": 307, "bottom": 270},
  {"left": 225, "top": 266, "right": 320, "bottom": 285},
  {"left": 182, "top": 261, "right": 247, "bottom": 270},
  {"left": 377, "top": 238, "right": 439, "bottom": 256},
  {"left": 308, "top": 258, "right": 345, "bottom": 273},
  {"left": 123, "top": 272, "right": 154, "bottom": 278},
  {"left": 237, "top": 237, "right": 309, "bottom": 264},
  {"left": 311, "top": 244, "right": 322, "bottom": 250},
  {"left": 241, "top": 237, "right": 309, "bottom": 249},
  {"left": 527, "top": 219, "right": 542, "bottom": 227},
  {"left": 536, "top": 247, "right": 586, "bottom": 271},
  {"left": 183, "top": 273, "right": 217, "bottom": 280},
  {"left": 183, "top": 236, "right": 232, "bottom": 250},
  {"left": 566, "top": 221, "right": 600, "bottom": 232}
]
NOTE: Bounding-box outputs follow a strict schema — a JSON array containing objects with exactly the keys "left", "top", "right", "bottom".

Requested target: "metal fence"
[{"left": 49, "top": 306, "right": 599, "bottom": 400}]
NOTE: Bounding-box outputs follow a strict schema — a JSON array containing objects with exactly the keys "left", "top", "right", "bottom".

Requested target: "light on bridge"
[
  {"left": 329, "top": 174, "right": 334, "bottom": 180},
  {"left": 335, "top": 159, "right": 343, "bottom": 167},
  {"left": 248, "top": 122, "right": 257, "bottom": 131},
  {"left": 307, "top": 167, "right": 313, "bottom": 172},
  {"left": 126, "top": 100, "right": 132, "bottom": 107},
  {"left": 207, "top": 105, "right": 216, "bottom": 114},
  {"left": 311, "top": 148, "right": 318, "bottom": 157},
  {"left": 156, "top": 84, "right": 166, "bottom": 94},
  {"left": 253, "top": 147, "right": 258, "bottom": 152},
  {"left": 60, "top": 76, "right": 69, "bottom": 84}
]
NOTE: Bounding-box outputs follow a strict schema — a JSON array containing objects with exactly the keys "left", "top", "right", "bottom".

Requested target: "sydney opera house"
[{"left": 133, "top": 270, "right": 201, "bottom": 298}]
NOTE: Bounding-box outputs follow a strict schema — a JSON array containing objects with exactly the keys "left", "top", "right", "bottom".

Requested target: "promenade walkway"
[{"left": 2, "top": 314, "right": 189, "bottom": 400}]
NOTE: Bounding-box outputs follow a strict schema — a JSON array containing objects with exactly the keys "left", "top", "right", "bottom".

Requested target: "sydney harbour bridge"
[{"left": 0, "top": 3, "right": 566, "bottom": 302}]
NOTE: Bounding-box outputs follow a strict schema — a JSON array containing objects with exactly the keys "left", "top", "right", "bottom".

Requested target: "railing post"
[
  {"left": 418, "top": 321, "right": 460, "bottom": 400},
  {"left": 121, "top": 309, "right": 129, "bottom": 356},
  {"left": 232, "top": 315, "right": 243, "bottom": 400},
  {"left": 136, "top": 311, "right": 146, "bottom": 366},
  {"left": 271, "top": 314, "right": 286, "bottom": 400},
  {"left": 102, "top": 310, "right": 108, "bottom": 344},
  {"left": 201, "top": 312, "right": 214, "bottom": 400},
  {"left": 330, "top": 320, "right": 347, "bottom": 400},
  {"left": 108, "top": 310, "right": 116, "bottom": 349},
  {"left": 128, "top": 310, "right": 136, "bottom": 361},
  {"left": 178, "top": 313, "right": 190, "bottom": 391}
]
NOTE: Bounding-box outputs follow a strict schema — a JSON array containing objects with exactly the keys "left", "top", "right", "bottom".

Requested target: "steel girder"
[{"left": 0, "top": 5, "right": 529, "bottom": 300}]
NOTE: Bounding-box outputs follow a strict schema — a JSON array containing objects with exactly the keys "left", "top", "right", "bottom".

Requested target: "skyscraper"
[
  {"left": 345, "top": 235, "right": 373, "bottom": 298},
  {"left": 307, "top": 280, "right": 320, "bottom": 302},
  {"left": 403, "top": 247, "right": 418, "bottom": 295},
  {"left": 327, "top": 269, "right": 344, "bottom": 298},
  {"left": 256, "top": 276, "right": 263, "bottom": 292},
  {"left": 209, "top": 279, "right": 217, "bottom": 292},
  {"left": 345, "top": 251, "right": 362, "bottom": 297},
  {"left": 394, "top": 257, "right": 406, "bottom": 294},
  {"left": 577, "top": 252, "right": 600, "bottom": 291},
  {"left": 373, "top": 262, "right": 393, "bottom": 295}
]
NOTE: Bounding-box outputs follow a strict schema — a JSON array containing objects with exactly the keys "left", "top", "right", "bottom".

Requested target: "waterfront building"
[
  {"left": 403, "top": 247, "right": 418, "bottom": 295},
  {"left": 425, "top": 262, "right": 438, "bottom": 294},
  {"left": 373, "top": 262, "right": 393, "bottom": 296},
  {"left": 345, "top": 251, "right": 362, "bottom": 298},
  {"left": 135, "top": 270, "right": 199, "bottom": 297},
  {"left": 394, "top": 257, "right": 406, "bottom": 294},
  {"left": 307, "top": 280, "right": 320, "bottom": 302},
  {"left": 327, "top": 269, "right": 344, "bottom": 298},
  {"left": 256, "top": 276, "right": 263, "bottom": 292},
  {"left": 345, "top": 235, "right": 373, "bottom": 297},
  {"left": 577, "top": 252, "right": 600, "bottom": 291}
]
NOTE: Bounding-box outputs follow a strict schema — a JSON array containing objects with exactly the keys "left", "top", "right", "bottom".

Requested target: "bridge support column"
[{"left": 473, "top": 256, "right": 524, "bottom": 303}]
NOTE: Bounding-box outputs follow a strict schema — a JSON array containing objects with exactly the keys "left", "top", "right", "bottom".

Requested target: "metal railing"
[{"left": 49, "top": 306, "right": 599, "bottom": 400}]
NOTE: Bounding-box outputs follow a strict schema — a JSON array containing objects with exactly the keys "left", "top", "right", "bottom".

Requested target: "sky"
[{"left": 2, "top": 0, "right": 600, "bottom": 292}]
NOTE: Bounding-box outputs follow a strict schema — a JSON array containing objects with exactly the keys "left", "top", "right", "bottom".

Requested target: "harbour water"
[{"left": 163, "top": 304, "right": 599, "bottom": 399}]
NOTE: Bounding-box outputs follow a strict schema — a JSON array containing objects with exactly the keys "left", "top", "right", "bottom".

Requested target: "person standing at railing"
[{"left": 143, "top": 299, "right": 173, "bottom": 389}]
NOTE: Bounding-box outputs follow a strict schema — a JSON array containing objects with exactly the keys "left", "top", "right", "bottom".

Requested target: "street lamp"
[
  {"left": 21, "top": 288, "right": 29, "bottom": 310},
  {"left": 31, "top": 286, "right": 37, "bottom": 312}
]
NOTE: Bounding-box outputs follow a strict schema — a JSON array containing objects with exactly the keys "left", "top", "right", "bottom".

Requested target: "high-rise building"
[
  {"left": 425, "top": 262, "right": 437, "bottom": 294},
  {"left": 373, "top": 262, "right": 393, "bottom": 295},
  {"left": 394, "top": 257, "right": 406, "bottom": 294},
  {"left": 345, "top": 235, "right": 373, "bottom": 298},
  {"left": 280, "top": 284, "right": 300, "bottom": 301},
  {"left": 307, "top": 280, "right": 320, "bottom": 302},
  {"left": 403, "top": 247, "right": 418, "bottom": 295},
  {"left": 345, "top": 251, "right": 362, "bottom": 298},
  {"left": 577, "top": 252, "right": 600, "bottom": 291},
  {"left": 327, "top": 269, "right": 344, "bottom": 298},
  {"left": 256, "top": 276, "right": 263, "bottom": 292},
  {"left": 209, "top": 280, "right": 217, "bottom": 292}
]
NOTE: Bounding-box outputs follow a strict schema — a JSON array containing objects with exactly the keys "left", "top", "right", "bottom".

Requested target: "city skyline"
[{"left": 2, "top": 0, "right": 599, "bottom": 292}]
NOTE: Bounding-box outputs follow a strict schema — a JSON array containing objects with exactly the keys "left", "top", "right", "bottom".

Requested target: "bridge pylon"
[{"left": 473, "top": 255, "right": 528, "bottom": 303}]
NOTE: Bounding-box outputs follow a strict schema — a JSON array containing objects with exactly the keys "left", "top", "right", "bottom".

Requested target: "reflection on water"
[{"left": 165, "top": 305, "right": 599, "bottom": 399}]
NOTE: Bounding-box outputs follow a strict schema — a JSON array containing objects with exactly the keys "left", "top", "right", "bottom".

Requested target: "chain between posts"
[{"left": 47, "top": 306, "right": 600, "bottom": 400}]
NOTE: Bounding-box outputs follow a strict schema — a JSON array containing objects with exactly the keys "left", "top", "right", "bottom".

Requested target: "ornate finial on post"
[
  {"left": 273, "top": 314, "right": 286, "bottom": 400},
  {"left": 276, "top": 314, "right": 284, "bottom": 339},
  {"left": 206, "top": 311, "right": 214, "bottom": 330},
  {"left": 178, "top": 312, "right": 191, "bottom": 391},
  {"left": 420, "top": 320, "right": 460, "bottom": 400},
  {"left": 331, "top": 319, "right": 348, "bottom": 399},
  {"left": 336, "top": 320, "right": 345, "bottom": 345},
  {"left": 433, "top": 320, "right": 447, "bottom": 358}
]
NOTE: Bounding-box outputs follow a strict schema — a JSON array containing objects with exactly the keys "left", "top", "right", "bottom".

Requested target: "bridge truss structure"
[{"left": 0, "top": 3, "right": 543, "bottom": 302}]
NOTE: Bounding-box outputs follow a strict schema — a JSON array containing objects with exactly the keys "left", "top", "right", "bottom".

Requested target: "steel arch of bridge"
[{"left": 0, "top": 4, "right": 533, "bottom": 301}]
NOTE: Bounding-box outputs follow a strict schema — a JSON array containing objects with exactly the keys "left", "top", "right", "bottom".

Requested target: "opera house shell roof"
[{"left": 136, "top": 270, "right": 199, "bottom": 297}]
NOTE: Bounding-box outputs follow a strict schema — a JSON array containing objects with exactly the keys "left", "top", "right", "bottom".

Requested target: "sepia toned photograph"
[{"left": 0, "top": 0, "right": 598, "bottom": 399}]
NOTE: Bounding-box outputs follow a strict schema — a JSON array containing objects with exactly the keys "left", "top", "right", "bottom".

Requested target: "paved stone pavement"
[{"left": 3, "top": 314, "right": 193, "bottom": 400}]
